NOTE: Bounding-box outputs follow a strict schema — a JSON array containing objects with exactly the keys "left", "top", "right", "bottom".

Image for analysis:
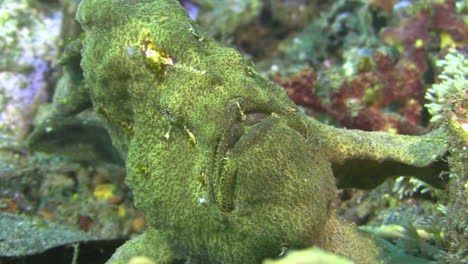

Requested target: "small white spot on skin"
[
  {"left": 145, "top": 49, "right": 157, "bottom": 57},
  {"left": 164, "top": 57, "right": 174, "bottom": 65},
  {"left": 198, "top": 198, "right": 206, "bottom": 204},
  {"left": 126, "top": 46, "right": 134, "bottom": 56},
  {"left": 462, "top": 122, "right": 468, "bottom": 133}
]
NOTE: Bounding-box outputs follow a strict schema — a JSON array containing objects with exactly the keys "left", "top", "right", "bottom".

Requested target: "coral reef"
[
  {"left": 0, "top": 148, "right": 139, "bottom": 240},
  {"left": 271, "top": 0, "right": 467, "bottom": 136},
  {"left": 273, "top": 49, "right": 427, "bottom": 135}
]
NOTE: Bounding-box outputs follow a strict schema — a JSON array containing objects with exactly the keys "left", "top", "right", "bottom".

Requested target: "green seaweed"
[{"left": 425, "top": 49, "right": 467, "bottom": 124}]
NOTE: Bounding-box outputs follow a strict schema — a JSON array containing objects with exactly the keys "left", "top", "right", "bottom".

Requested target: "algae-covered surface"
[{"left": 0, "top": 0, "right": 466, "bottom": 263}]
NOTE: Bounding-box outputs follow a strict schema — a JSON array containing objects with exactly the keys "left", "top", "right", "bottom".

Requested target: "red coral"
[
  {"left": 431, "top": 0, "right": 468, "bottom": 42},
  {"left": 380, "top": 10, "right": 430, "bottom": 73},
  {"left": 275, "top": 0, "right": 466, "bottom": 135},
  {"left": 272, "top": 67, "right": 324, "bottom": 111},
  {"left": 402, "top": 99, "right": 423, "bottom": 126},
  {"left": 77, "top": 215, "right": 95, "bottom": 231},
  {"left": 275, "top": 54, "right": 426, "bottom": 134},
  {"left": 327, "top": 63, "right": 422, "bottom": 133},
  {"left": 328, "top": 72, "right": 379, "bottom": 121},
  {"left": 331, "top": 72, "right": 378, "bottom": 106},
  {"left": 0, "top": 199, "right": 18, "bottom": 213},
  {"left": 374, "top": 52, "right": 424, "bottom": 108},
  {"left": 342, "top": 108, "right": 387, "bottom": 132}
]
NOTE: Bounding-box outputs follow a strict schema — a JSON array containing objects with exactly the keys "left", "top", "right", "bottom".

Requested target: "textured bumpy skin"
[{"left": 29, "top": 0, "right": 447, "bottom": 263}]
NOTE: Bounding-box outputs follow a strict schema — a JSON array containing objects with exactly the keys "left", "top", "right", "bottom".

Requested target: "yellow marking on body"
[
  {"left": 184, "top": 126, "right": 197, "bottom": 146},
  {"left": 164, "top": 126, "right": 172, "bottom": 140},
  {"left": 236, "top": 101, "right": 246, "bottom": 121}
]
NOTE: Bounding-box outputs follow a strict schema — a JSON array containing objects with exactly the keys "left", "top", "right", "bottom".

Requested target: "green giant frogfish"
[{"left": 27, "top": 0, "right": 448, "bottom": 263}]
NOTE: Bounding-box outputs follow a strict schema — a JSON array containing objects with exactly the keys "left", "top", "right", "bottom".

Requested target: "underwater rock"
[{"left": 0, "top": 212, "right": 96, "bottom": 256}]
